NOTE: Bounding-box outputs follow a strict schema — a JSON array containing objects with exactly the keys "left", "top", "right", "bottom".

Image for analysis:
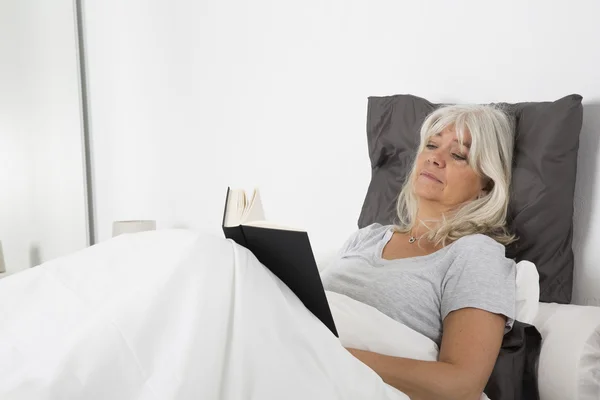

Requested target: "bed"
[{"left": 1, "top": 93, "right": 599, "bottom": 400}]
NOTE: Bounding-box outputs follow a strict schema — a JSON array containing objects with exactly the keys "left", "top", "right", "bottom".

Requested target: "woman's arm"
[{"left": 346, "top": 307, "right": 506, "bottom": 400}]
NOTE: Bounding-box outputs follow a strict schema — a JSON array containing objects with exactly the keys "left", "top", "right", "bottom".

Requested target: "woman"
[{"left": 321, "top": 104, "right": 517, "bottom": 400}]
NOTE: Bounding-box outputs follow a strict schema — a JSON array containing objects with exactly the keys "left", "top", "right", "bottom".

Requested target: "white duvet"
[{"left": 0, "top": 230, "right": 486, "bottom": 400}]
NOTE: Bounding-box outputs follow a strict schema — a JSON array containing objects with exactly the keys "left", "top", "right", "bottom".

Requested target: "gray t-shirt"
[{"left": 321, "top": 223, "right": 516, "bottom": 346}]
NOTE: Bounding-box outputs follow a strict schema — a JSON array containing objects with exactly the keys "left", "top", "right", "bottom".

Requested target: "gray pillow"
[{"left": 358, "top": 94, "right": 583, "bottom": 304}]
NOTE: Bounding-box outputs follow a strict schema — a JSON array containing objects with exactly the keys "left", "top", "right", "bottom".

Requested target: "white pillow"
[
  {"left": 533, "top": 302, "right": 600, "bottom": 400},
  {"left": 514, "top": 260, "right": 540, "bottom": 324}
]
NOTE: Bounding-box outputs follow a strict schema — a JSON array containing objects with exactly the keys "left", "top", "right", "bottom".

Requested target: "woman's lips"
[{"left": 420, "top": 171, "right": 442, "bottom": 183}]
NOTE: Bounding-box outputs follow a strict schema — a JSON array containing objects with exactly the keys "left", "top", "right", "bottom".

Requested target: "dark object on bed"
[
  {"left": 358, "top": 93, "right": 583, "bottom": 305},
  {"left": 485, "top": 321, "right": 542, "bottom": 400}
]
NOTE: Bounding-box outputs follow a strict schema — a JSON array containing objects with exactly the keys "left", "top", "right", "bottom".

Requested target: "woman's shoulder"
[
  {"left": 339, "top": 223, "right": 393, "bottom": 254},
  {"left": 449, "top": 233, "right": 510, "bottom": 259},
  {"left": 358, "top": 222, "right": 393, "bottom": 236},
  {"left": 446, "top": 234, "right": 516, "bottom": 286}
]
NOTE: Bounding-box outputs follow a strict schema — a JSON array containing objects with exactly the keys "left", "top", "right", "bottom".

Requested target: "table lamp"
[{"left": 112, "top": 220, "right": 156, "bottom": 237}]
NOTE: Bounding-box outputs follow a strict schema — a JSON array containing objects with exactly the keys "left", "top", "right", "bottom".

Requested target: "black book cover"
[
  {"left": 241, "top": 225, "right": 338, "bottom": 337},
  {"left": 221, "top": 188, "right": 338, "bottom": 337},
  {"left": 222, "top": 225, "right": 248, "bottom": 248}
]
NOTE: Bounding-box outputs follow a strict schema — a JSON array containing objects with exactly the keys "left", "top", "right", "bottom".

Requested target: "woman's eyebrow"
[
  {"left": 453, "top": 138, "right": 471, "bottom": 149},
  {"left": 432, "top": 133, "right": 471, "bottom": 149}
]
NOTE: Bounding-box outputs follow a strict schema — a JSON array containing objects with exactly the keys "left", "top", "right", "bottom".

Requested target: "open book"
[
  {"left": 222, "top": 187, "right": 302, "bottom": 232},
  {"left": 221, "top": 187, "right": 338, "bottom": 337}
]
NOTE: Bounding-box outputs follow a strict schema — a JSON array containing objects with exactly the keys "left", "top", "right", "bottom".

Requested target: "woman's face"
[{"left": 413, "top": 127, "right": 487, "bottom": 208}]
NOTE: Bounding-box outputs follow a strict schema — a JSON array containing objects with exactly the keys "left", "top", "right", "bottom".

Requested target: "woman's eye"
[
  {"left": 452, "top": 153, "right": 467, "bottom": 161},
  {"left": 426, "top": 143, "right": 437, "bottom": 149}
]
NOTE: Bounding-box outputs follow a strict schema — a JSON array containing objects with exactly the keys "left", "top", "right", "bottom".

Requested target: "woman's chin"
[{"left": 414, "top": 188, "right": 442, "bottom": 202}]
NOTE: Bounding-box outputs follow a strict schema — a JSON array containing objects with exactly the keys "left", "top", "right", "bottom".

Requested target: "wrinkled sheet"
[{"left": 0, "top": 230, "right": 408, "bottom": 400}]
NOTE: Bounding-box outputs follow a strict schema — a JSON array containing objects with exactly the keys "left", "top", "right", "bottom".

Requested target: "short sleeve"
[{"left": 441, "top": 235, "right": 516, "bottom": 332}]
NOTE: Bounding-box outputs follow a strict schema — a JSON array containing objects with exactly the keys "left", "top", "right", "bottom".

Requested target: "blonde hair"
[{"left": 395, "top": 104, "right": 516, "bottom": 246}]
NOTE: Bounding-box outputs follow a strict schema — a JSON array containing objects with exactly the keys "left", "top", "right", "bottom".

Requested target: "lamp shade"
[
  {"left": 0, "top": 241, "right": 6, "bottom": 273},
  {"left": 112, "top": 220, "right": 156, "bottom": 237}
]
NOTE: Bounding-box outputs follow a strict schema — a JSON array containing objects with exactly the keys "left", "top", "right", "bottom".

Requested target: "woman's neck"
[{"left": 414, "top": 201, "right": 449, "bottom": 234}]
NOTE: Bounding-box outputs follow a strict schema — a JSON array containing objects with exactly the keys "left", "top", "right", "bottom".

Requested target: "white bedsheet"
[
  {"left": 0, "top": 230, "right": 406, "bottom": 399},
  {"left": 0, "top": 229, "right": 486, "bottom": 399}
]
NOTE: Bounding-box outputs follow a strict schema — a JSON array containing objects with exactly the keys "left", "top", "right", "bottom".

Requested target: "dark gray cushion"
[
  {"left": 358, "top": 94, "right": 583, "bottom": 304},
  {"left": 485, "top": 321, "right": 542, "bottom": 400}
]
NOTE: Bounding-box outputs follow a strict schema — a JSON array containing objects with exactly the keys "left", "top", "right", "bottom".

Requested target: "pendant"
[{"left": 408, "top": 236, "right": 416, "bottom": 244}]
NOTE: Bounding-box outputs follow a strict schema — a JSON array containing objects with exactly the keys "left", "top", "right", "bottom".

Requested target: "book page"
[
  {"left": 224, "top": 188, "right": 246, "bottom": 227},
  {"left": 241, "top": 188, "right": 265, "bottom": 224}
]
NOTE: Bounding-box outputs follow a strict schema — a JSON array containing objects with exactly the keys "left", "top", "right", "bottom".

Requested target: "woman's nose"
[{"left": 428, "top": 153, "right": 445, "bottom": 168}]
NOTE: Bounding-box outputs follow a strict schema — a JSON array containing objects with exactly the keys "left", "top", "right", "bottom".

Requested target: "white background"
[
  {"left": 0, "top": 0, "right": 88, "bottom": 274},
  {"left": 82, "top": 0, "right": 600, "bottom": 305}
]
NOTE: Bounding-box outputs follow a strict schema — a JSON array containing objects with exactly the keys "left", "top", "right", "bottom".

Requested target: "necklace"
[
  {"left": 408, "top": 229, "right": 418, "bottom": 244},
  {"left": 408, "top": 227, "right": 427, "bottom": 244}
]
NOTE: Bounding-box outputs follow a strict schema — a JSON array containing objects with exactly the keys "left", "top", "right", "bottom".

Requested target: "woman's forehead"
[{"left": 430, "top": 126, "right": 472, "bottom": 148}]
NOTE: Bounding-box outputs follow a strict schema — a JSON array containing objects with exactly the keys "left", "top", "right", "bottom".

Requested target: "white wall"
[
  {"left": 0, "top": 0, "right": 89, "bottom": 273},
  {"left": 83, "top": 0, "right": 600, "bottom": 305}
]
